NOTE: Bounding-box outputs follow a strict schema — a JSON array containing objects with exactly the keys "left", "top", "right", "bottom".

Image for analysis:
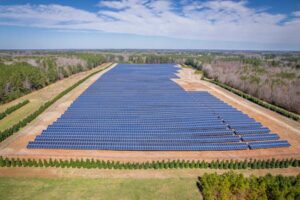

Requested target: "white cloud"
[
  {"left": 293, "top": 11, "right": 300, "bottom": 17},
  {"left": 98, "top": 0, "right": 131, "bottom": 10},
  {"left": 0, "top": 0, "right": 299, "bottom": 45}
]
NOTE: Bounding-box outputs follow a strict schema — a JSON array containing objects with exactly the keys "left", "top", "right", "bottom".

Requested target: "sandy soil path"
[{"left": 0, "top": 167, "right": 299, "bottom": 179}]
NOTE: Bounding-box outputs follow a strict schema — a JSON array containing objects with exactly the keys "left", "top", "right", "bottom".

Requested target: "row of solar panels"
[
  {"left": 27, "top": 140, "right": 290, "bottom": 151},
  {"left": 33, "top": 133, "right": 279, "bottom": 142},
  {"left": 39, "top": 132, "right": 235, "bottom": 137},
  {"left": 42, "top": 128, "right": 269, "bottom": 134}
]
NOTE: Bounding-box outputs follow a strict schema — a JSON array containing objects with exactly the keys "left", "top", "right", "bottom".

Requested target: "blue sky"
[{"left": 0, "top": 0, "right": 300, "bottom": 50}]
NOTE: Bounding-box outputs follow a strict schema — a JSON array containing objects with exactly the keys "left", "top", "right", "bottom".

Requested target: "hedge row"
[
  {"left": 0, "top": 157, "right": 299, "bottom": 170},
  {"left": 204, "top": 78, "right": 300, "bottom": 121},
  {"left": 0, "top": 64, "right": 112, "bottom": 143},
  {"left": 0, "top": 100, "right": 29, "bottom": 120}
]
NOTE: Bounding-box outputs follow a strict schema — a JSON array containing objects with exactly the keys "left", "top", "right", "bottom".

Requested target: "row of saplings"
[
  {"left": 0, "top": 100, "right": 29, "bottom": 120},
  {"left": 1, "top": 157, "right": 300, "bottom": 170}
]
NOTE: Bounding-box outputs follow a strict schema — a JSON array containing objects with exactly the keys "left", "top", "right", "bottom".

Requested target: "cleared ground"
[
  {"left": 0, "top": 167, "right": 300, "bottom": 179},
  {"left": 0, "top": 176, "right": 200, "bottom": 200},
  {"left": 0, "top": 65, "right": 299, "bottom": 162}
]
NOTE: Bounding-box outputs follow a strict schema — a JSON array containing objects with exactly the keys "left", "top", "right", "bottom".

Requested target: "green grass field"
[{"left": 0, "top": 177, "right": 201, "bottom": 200}]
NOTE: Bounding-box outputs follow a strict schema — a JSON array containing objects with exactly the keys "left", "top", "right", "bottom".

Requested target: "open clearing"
[{"left": 0, "top": 176, "right": 200, "bottom": 200}]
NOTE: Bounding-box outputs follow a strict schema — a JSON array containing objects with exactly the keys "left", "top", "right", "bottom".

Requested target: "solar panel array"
[{"left": 27, "top": 64, "right": 290, "bottom": 151}]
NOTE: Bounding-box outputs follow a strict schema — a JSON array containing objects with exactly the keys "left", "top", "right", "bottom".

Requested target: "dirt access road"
[
  {"left": 0, "top": 64, "right": 299, "bottom": 162},
  {"left": 1, "top": 167, "right": 300, "bottom": 179}
]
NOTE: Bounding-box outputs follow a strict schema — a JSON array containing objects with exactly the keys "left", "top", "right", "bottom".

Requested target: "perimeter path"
[
  {"left": 0, "top": 64, "right": 299, "bottom": 162},
  {"left": 1, "top": 167, "right": 300, "bottom": 179}
]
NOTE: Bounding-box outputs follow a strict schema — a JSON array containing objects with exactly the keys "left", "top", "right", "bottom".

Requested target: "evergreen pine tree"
[
  {"left": 233, "top": 161, "right": 238, "bottom": 169},
  {"left": 0, "top": 157, "right": 4, "bottom": 167},
  {"left": 49, "top": 158, "right": 54, "bottom": 167},
  {"left": 11, "top": 158, "right": 16, "bottom": 167},
  {"left": 280, "top": 160, "right": 285, "bottom": 168},
  {"left": 248, "top": 159, "right": 252, "bottom": 168},
  {"left": 216, "top": 160, "right": 220, "bottom": 169},
  {"left": 195, "top": 160, "right": 200, "bottom": 168},
  {"left": 210, "top": 161, "right": 214, "bottom": 169},
  {"left": 204, "top": 161, "right": 208, "bottom": 169},
  {"left": 275, "top": 159, "right": 280, "bottom": 168},
  {"left": 22, "top": 158, "right": 28, "bottom": 167},
  {"left": 242, "top": 160, "right": 247, "bottom": 169},
  {"left": 220, "top": 160, "right": 224, "bottom": 169},
  {"left": 16, "top": 158, "right": 22, "bottom": 167},
  {"left": 229, "top": 160, "right": 234, "bottom": 169},
  {"left": 44, "top": 159, "right": 49, "bottom": 168},
  {"left": 191, "top": 160, "right": 195, "bottom": 169},
  {"left": 154, "top": 162, "right": 159, "bottom": 169},
  {"left": 284, "top": 159, "right": 289, "bottom": 168},
  {"left": 262, "top": 160, "right": 266, "bottom": 169},
  {"left": 184, "top": 160, "right": 189, "bottom": 168},
  {"left": 200, "top": 161, "right": 204, "bottom": 168},
  {"left": 266, "top": 159, "right": 270, "bottom": 169},
  {"left": 38, "top": 159, "right": 44, "bottom": 167},
  {"left": 5, "top": 158, "right": 11, "bottom": 167},
  {"left": 224, "top": 161, "right": 228, "bottom": 169},
  {"left": 28, "top": 159, "right": 33, "bottom": 167},
  {"left": 257, "top": 160, "right": 262, "bottom": 169},
  {"left": 145, "top": 161, "right": 149, "bottom": 169}
]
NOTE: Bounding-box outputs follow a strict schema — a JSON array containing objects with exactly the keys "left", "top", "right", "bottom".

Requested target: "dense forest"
[
  {"left": 202, "top": 57, "right": 300, "bottom": 114},
  {"left": 0, "top": 50, "right": 299, "bottom": 115},
  {"left": 0, "top": 52, "right": 105, "bottom": 103},
  {"left": 197, "top": 172, "right": 300, "bottom": 200}
]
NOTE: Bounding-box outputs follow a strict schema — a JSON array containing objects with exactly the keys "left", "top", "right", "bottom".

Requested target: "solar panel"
[{"left": 27, "top": 64, "right": 290, "bottom": 151}]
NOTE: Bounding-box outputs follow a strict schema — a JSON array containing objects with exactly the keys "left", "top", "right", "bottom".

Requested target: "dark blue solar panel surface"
[{"left": 27, "top": 64, "right": 290, "bottom": 151}]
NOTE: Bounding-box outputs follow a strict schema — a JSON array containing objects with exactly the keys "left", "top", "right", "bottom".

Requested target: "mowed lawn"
[{"left": 0, "top": 177, "right": 201, "bottom": 200}]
